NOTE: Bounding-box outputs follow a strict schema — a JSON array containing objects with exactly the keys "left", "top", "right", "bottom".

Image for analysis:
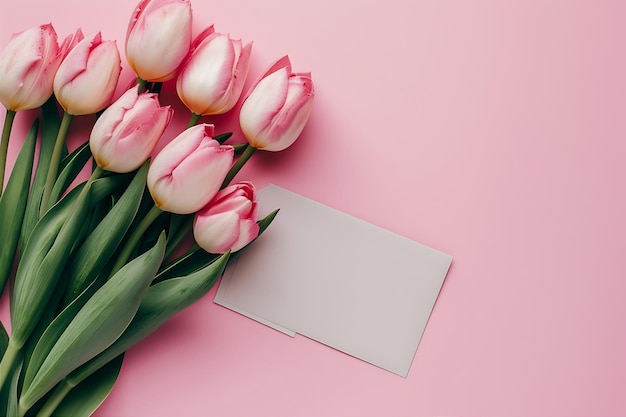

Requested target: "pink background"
[{"left": 1, "top": 0, "right": 625, "bottom": 416}]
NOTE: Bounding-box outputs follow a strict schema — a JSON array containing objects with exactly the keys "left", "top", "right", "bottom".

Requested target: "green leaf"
[
  {"left": 66, "top": 252, "right": 230, "bottom": 389},
  {"left": 20, "top": 96, "right": 62, "bottom": 253},
  {"left": 258, "top": 208, "right": 279, "bottom": 234},
  {"left": 163, "top": 214, "right": 192, "bottom": 260},
  {"left": 48, "top": 141, "right": 92, "bottom": 208},
  {"left": 52, "top": 354, "right": 123, "bottom": 417},
  {"left": 22, "top": 276, "right": 104, "bottom": 392},
  {"left": 19, "top": 233, "right": 166, "bottom": 411},
  {"left": 0, "top": 322, "right": 8, "bottom": 416},
  {"left": 4, "top": 361, "right": 21, "bottom": 417},
  {"left": 155, "top": 247, "right": 219, "bottom": 283},
  {"left": 0, "top": 321, "right": 21, "bottom": 417},
  {"left": 0, "top": 323, "right": 7, "bottom": 356},
  {"left": 10, "top": 176, "right": 124, "bottom": 350},
  {"left": 10, "top": 184, "right": 95, "bottom": 350},
  {"left": 227, "top": 208, "right": 279, "bottom": 265},
  {"left": 0, "top": 119, "right": 38, "bottom": 294},
  {"left": 214, "top": 131, "right": 233, "bottom": 144},
  {"left": 63, "top": 163, "right": 149, "bottom": 304}
]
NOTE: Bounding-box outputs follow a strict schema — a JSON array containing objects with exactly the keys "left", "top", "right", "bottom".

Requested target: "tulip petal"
[
  {"left": 189, "top": 25, "right": 215, "bottom": 52},
  {"left": 230, "top": 219, "right": 259, "bottom": 252},
  {"left": 126, "top": 0, "right": 151, "bottom": 40},
  {"left": 126, "top": 0, "right": 192, "bottom": 81},
  {"left": 240, "top": 68, "right": 290, "bottom": 146},
  {"left": 148, "top": 128, "right": 212, "bottom": 182},
  {"left": 177, "top": 32, "right": 251, "bottom": 116},
  {"left": 194, "top": 211, "right": 240, "bottom": 254},
  {"left": 54, "top": 33, "right": 100, "bottom": 89},
  {"left": 147, "top": 124, "right": 233, "bottom": 214},
  {"left": 54, "top": 33, "right": 121, "bottom": 115},
  {"left": 0, "top": 24, "right": 62, "bottom": 111},
  {"left": 244, "top": 55, "right": 291, "bottom": 100},
  {"left": 90, "top": 86, "right": 171, "bottom": 172},
  {"left": 59, "top": 28, "right": 84, "bottom": 58},
  {"left": 261, "top": 76, "right": 314, "bottom": 150},
  {"left": 177, "top": 34, "right": 234, "bottom": 115},
  {"left": 192, "top": 181, "right": 259, "bottom": 253}
]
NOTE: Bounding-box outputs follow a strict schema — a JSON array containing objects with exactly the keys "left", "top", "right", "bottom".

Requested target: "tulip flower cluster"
[{"left": 0, "top": 0, "right": 314, "bottom": 415}]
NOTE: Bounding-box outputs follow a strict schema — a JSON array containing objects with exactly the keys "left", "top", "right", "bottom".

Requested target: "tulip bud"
[
  {"left": 176, "top": 27, "right": 252, "bottom": 116},
  {"left": 147, "top": 124, "right": 234, "bottom": 214},
  {"left": 193, "top": 181, "right": 259, "bottom": 254},
  {"left": 89, "top": 86, "right": 172, "bottom": 173},
  {"left": 239, "top": 56, "right": 314, "bottom": 152},
  {"left": 0, "top": 25, "right": 81, "bottom": 111},
  {"left": 126, "top": 0, "right": 192, "bottom": 82},
  {"left": 53, "top": 32, "right": 121, "bottom": 115}
]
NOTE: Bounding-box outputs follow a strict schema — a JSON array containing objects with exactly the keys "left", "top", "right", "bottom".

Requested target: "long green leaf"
[
  {"left": 35, "top": 210, "right": 276, "bottom": 410},
  {"left": 4, "top": 361, "right": 21, "bottom": 417},
  {"left": 0, "top": 323, "right": 7, "bottom": 357},
  {"left": 20, "top": 97, "right": 62, "bottom": 253},
  {"left": 66, "top": 252, "right": 230, "bottom": 389},
  {"left": 52, "top": 354, "right": 123, "bottom": 417},
  {"left": 0, "top": 119, "right": 38, "bottom": 294},
  {"left": 48, "top": 141, "right": 92, "bottom": 208},
  {"left": 10, "top": 184, "right": 95, "bottom": 350},
  {"left": 22, "top": 276, "right": 103, "bottom": 391},
  {"left": 63, "top": 163, "right": 149, "bottom": 304},
  {"left": 0, "top": 322, "right": 7, "bottom": 414},
  {"left": 10, "top": 176, "right": 124, "bottom": 350},
  {"left": 20, "top": 233, "right": 166, "bottom": 411},
  {"left": 163, "top": 213, "right": 192, "bottom": 260},
  {"left": 0, "top": 322, "right": 20, "bottom": 417}
]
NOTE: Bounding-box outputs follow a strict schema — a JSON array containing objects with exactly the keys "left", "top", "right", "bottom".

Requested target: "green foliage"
[
  {"left": 20, "top": 233, "right": 166, "bottom": 410},
  {"left": 0, "top": 119, "right": 38, "bottom": 294}
]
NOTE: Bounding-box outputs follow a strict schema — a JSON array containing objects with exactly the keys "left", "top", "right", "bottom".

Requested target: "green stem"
[
  {"left": 40, "top": 111, "right": 74, "bottom": 216},
  {"left": 221, "top": 144, "right": 257, "bottom": 188},
  {"left": 187, "top": 112, "right": 202, "bottom": 128},
  {"left": 32, "top": 379, "right": 74, "bottom": 417},
  {"left": 136, "top": 77, "right": 147, "bottom": 94},
  {"left": 109, "top": 204, "right": 163, "bottom": 277},
  {"left": 163, "top": 215, "right": 193, "bottom": 260},
  {"left": 86, "top": 166, "right": 105, "bottom": 185},
  {"left": 0, "top": 340, "right": 20, "bottom": 393},
  {"left": 0, "top": 109, "right": 16, "bottom": 197}
]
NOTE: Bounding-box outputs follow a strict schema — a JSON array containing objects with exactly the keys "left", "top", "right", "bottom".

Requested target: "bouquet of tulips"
[{"left": 0, "top": 0, "right": 314, "bottom": 415}]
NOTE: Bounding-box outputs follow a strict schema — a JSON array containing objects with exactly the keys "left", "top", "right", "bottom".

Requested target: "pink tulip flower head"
[
  {"left": 147, "top": 124, "right": 234, "bottom": 214},
  {"left": 177, "top": 26, "right": 253, "bottom": 116},
  {"left": 53, "top": 32, "right": 121, "bottom": 115},
  {"left": 90, "top": 86, "right": 173, "bottom": 173},
  {"left": 193, "top": 181, "right": 260, "bottom": 254},
  {"left": 239, "top": 56, "right": 314, "bottom": 152},
  {"left": 0, "top": 25, "right": 82, "bottom": 111},
  {"left": 126, "top": 0, "right": 192, "bottom": 82}
]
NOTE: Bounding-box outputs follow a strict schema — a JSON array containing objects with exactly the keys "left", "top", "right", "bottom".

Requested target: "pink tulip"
[
  {"left": 90, "top": 86, "right": 172, "bottom": 173},
  {"left": 239, "top": 56, "right": 314, "bottom": 152},
  {"left": 126, "top": 0, "right": 192, "bottom": 82},
  {"left": 193, "top": 181, "right": 259, "bottom": 254},
  {"left": 53, "top": 32, "right": 121, "bottom": 115},
  {"left": 176, "top": 27, "right": 252, "bottom": 116},
  {"left": 147, "top": 124, "right": 234, "bottom": 214},
  {"left": 0, "top": 25, "right": 82, "bottom": 111}
]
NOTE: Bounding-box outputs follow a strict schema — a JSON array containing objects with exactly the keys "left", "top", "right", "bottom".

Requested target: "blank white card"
[{"left": 215, "top": 184, "right": 452, "bottom": 377}]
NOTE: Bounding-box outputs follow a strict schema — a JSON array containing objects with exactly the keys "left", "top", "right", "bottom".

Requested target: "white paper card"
[{"left": 214, "top": 184, "right": 452, "bottom": 377}]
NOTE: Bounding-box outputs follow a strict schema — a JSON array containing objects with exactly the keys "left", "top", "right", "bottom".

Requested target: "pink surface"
[{"left": 1, "top": 0, "right": 625, "bottom": 416}]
